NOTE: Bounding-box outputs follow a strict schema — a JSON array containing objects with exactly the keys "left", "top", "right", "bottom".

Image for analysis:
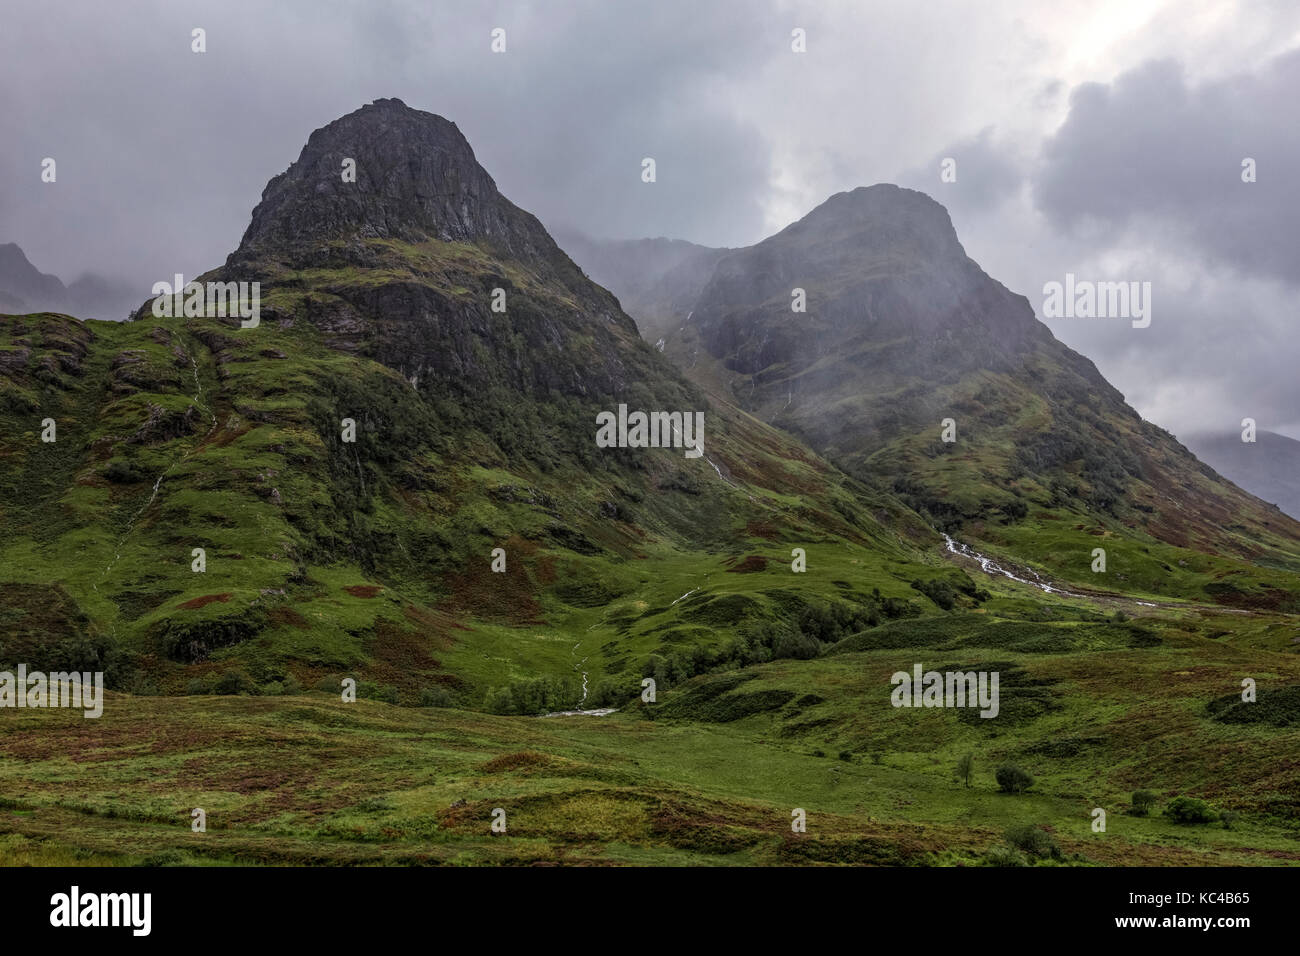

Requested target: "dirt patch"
[
  {"left": 176, "top": 593, "right": 231, "bottom": 610},
  {"left": 726, "top": 555, "right": 769, "bottom": 573},
  {"left": 267, "top": 605, "right": 310, "bottom": 629},
  {"left": 344, "top": 585, "right": 383, "bottom": 598}
]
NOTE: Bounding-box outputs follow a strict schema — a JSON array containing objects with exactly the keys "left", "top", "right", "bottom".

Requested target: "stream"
[{"left": 942, "top": 531, "right": 1157, "bottom": 606}]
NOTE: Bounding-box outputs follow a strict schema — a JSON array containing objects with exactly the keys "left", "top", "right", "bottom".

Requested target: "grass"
[{"left": 3, "top": 633, "right": 1297, "bottom": 866}]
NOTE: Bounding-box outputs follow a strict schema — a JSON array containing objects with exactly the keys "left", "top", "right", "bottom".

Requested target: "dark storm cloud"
[
  {"left": 1034, "top": 52, "right": 1300, "bottom": 285},
  {"left": 0, "top": 0, "right": 776, "bottom": 295},
  {"left": 1010, "top": 48, "right": 1300, "bottom": 439}
]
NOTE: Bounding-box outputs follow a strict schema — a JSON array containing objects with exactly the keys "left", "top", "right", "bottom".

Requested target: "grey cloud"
[
  {"left": 1034, "top": 52, "right": 1300, "bottom": 285},
  {"left": 897, "top": 127, "right": 1024, "bottom": 219},
  {"left": 0, "top": 0, "right": 778, "bottom": 293}
]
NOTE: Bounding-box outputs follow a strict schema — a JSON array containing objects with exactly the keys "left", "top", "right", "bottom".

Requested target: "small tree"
[
  {"left": 996, "top": 763, "right": 1034, "bottom": 794},
  {"left": 1220, "top": 810, "right": 1239, "bottom": 831},
  {"left": 1130, "top": 790, "right": 1158, "bottom": 816},
  {"left": 956, "top": 753, "right": 974, "bottom": 788}
]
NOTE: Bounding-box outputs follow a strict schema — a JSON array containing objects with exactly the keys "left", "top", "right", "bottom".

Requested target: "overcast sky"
[{"left": 2, "top": 0, "right": 1297, "bottom": 439}]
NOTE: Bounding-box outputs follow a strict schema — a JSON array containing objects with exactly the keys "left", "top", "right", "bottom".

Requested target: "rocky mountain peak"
[
  {"left": 230, "top": 98, "right": 549, "bottom": 263},
  {"left": 689, "top": 182, "right": 1042, "bottom": 382},
  {"left": 777, "top": 184, "right": 967, "bottom": 265}
]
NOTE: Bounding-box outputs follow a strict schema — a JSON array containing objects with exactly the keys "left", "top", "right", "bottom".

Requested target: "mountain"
[
  {"left": 4, "top": 101, "right": 1300, "bottom": 868},
  {"left": 553, "top": 231, "right": 730, "bottom": 345},
  {"left": 203, "top": 99, "right": 685, "bottom": 414},
  {"left": 0, "top": 242, "right": 66, "bottom": 310},
  {"left": 65, "top": 272, "right": 142, "bottom": 321},
  {"left": 565, "top": 184, "right": 1300, "bottom": 606},
  {"left": 2, "top": 99, "right": 932, "bottom": 703},
  {"left": 0, "top": 242, "right": 140, "bottom": 319},
  {"left": 1184, "top": 429, "right": 1300, "bottom": 521}
]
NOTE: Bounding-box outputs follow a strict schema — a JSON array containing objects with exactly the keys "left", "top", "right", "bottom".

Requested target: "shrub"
[
  {"left": 1164, "top": 796, "right": 1218, "bottom": 825},
  {"left": 1003, "top": 499, "right": 1029, "bottom": 521},
  {"left": 419, "top": 686, "right": 452, "bottom": 708},
  {"left": 482, "top": 676, "right": 576, "bottom": 715},
  {"left": 484, "top": 686, "right": 513, "bottom": 714},
  {"left": 585, "top": 677, "right": 635, "bottom": 708},
  {"left": 772, "top": 629, "right": 821, "bottom": 660},
  {"left": 1130, "top": 790, "right": 1158, "bottom": 816},
  {"left": 184, "top": 678, "right": 211, "bottom": 696},
  {"left": 995, "top": 763, "right": 1034, "bottom": 794},
  {"left": 122, "top": 672, "right": 158, "bottom": 696},
  {"left": 213, "top": 669, "right": 256, "bottom": 696},
  {"left": 281, "top": 675, "right": 303, "bottom": 696},
  {"left": 358, "top": 682, "right": 399, "bottom": 705},
  {"left": 983, "top": 844, "right": 1027, "bottom": 867},
  {"left": 1004, "top": 824, "right": 1062, "bottom": 861},
  {"left": 1220, "top": 810, "right": 1239, "bottom": 830},
  {"left": 103, "top": 459, "right": 145, "bottom": 483},
  {"left": 911, "top": 578, "right": 957, "bottom": 611},
  {"left": 837, "top": 750, "right": 852, "bottom": 762}
]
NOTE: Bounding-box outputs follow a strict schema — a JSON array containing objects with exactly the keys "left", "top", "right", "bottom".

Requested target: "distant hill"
[
  {"left": 553, "top": 231, "right": 731, "bottom": 344},
  {"left": 0, "top": 241, "right": 140, "bottom": 320},
  {"left": 1184, "top": 429, "right": 1300, "bottom": 520},
  {"left": 0, "top": 242, "right": 65, "bottom": 309}
]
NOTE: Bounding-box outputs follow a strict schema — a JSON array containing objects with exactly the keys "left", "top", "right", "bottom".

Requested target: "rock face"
[
  {"left": 232, "top": 99, "right": 552, "bottom": 262},
  {"left": 209, "top": 98, "right": 682, "bottom": 414},
  {"left": 692, "top": 185, "right": 1052, "bottom": 381}
]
